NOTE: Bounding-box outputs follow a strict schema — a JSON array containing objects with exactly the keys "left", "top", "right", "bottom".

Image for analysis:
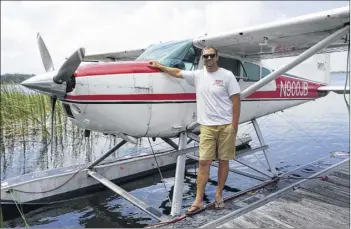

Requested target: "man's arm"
[
  {"left": 231, "top": 94, "right": 241, "bottom": 132},
  {"left": 149, "top": 61, "right": 183, "bottom": 78}
]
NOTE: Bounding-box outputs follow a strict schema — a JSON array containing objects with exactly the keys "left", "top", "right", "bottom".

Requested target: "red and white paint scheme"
[
  {"left": 60, "top": 61, "right": 326, "bottom": 138},
  {"left": 6, "top": 6, "right": 350, "bottom": 218},
  {"left": 21, "top": 6, "right": 349, "bottom": 140}
]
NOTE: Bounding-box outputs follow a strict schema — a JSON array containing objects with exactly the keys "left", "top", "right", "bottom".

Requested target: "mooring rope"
[
  {"left": 7, "top": 168, "right": 84, "bottom": 194},
  {"left": 148, "top": 137, "right": 172, "bottom": 205},
  {"left": 9, "top": 190, "right": 30, "bottom": 228}
]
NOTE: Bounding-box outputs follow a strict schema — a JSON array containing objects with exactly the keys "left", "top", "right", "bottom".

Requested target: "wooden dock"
[{"left": 216, "top": 161, "right": 350, "bottom": 228}]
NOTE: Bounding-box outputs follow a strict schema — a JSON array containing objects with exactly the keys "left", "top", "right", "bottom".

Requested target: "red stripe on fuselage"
[
  {"left": 65, "top": 93, "right": 196, "bottom": 101},
  {"left": 72, "top": 61, "right": 325, "bottom": 100},
  {"left": 75, "top": 61, "right": 160, "bottom": 77}
]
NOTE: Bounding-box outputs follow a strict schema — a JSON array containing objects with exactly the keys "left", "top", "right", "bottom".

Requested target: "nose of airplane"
[
  {"left": 21, "top": 70, "right": 66, "bottom": 97},
  {"left": 22, "top": 33, "right": 85, "bottom": 98}
]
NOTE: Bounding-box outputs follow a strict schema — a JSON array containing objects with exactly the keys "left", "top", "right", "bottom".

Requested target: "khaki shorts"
[{"left": 199, "top": 124, "right": 237, "bottom": 161}]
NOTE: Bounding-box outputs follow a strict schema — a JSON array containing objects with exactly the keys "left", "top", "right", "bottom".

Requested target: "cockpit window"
[
  {"left": 243, "top": 62, "right": 260, "bottom": 82},
  {"left": 136, "top": 40, "right": 197, "bottom": 70}
]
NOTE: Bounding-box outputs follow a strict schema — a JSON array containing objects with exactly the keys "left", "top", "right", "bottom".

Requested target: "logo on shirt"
[{"left": 214, "top": 80, "right": 224, "bottom": 86}]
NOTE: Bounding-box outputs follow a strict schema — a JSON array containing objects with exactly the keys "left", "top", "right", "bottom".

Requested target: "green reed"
[
  {"left": 1, "top": 84, "right": 66, "bottom": 138},
  {"left": 0, "top": 206, "right": 3, "bottom": 228}
]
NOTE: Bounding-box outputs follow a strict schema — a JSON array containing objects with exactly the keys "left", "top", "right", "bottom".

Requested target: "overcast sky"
[{"left": 1, "top": 1, "right": 349, "bottom": 75}]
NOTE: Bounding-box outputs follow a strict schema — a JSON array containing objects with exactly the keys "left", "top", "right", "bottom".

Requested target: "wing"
[
  {"left": 83, "top": 48, "right": 146, "bottom": 62},
  {"left": 193, "top": 6, "right": 349, "bottom": 59}
]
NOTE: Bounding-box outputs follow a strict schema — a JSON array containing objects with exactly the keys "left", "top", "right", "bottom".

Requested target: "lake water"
[{"left": 2, "top": 72, "right": 350, "bottom": 228}]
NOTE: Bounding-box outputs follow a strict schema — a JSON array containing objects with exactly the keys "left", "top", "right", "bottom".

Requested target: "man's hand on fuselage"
[{"left": 148, "top": 60, "right": 183, "bottom": 78}]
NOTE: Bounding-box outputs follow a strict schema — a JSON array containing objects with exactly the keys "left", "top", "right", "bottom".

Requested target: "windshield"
[{"left": 136, "top": 40, "right": 197, "bottom": 70}]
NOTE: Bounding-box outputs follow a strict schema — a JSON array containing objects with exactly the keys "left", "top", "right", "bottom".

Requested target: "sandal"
[
  {"left": 214, "top": 198, "right": 225, "bottom": 209},
  {"left": 186, "top": 205, "right": 203, "bottom": 215}
]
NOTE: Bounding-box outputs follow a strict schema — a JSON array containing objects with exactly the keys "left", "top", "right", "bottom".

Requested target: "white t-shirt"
[{"left": 181, "top": 67, "right": 241, "bottom": 125}]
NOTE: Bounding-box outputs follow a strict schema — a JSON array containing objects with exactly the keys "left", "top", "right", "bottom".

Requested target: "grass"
[
  {"left": 0, "top": 207, "right": 3, "bottom": 228},
  {"left": 1, "top": 84, "right": 66, "bottom": 138}
]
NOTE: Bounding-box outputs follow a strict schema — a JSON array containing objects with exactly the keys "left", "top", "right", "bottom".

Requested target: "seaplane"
[{"left": 1, "top": 6, "right": 350, "bottom": 225}]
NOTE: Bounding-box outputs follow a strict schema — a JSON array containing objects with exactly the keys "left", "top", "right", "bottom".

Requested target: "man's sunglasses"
[{"left": 203, "top": 54, "right": 216, "bottom": 59}]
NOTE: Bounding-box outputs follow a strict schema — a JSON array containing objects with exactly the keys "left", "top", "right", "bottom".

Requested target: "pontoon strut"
[
  {"left": 86, "top": 139, "right": 167, "bottom": 221},
  {"left": 170, "top": 132, "right": 187, "bottom": 216}
]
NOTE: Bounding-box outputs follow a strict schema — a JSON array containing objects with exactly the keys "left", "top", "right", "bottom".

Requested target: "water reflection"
[{"left": 1, "top": 121, "right": 175, "bottom": 181}]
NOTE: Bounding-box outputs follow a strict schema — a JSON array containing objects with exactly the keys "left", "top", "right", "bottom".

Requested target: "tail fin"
[
  {"left": 318, "top": 85, "right": 349, "bottom": 94},
  {"left": 323, "top": 53, "right": 331, "bottom": 85},
  {"left": 315, "top": 53, "right": 331, "bottom": 84}
]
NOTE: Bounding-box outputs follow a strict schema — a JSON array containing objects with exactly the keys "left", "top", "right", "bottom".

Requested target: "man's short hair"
[{"left": 202, "top": 46, "right": 218, "bottom": 55}]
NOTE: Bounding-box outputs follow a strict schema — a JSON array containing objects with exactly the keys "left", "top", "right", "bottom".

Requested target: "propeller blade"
[
  {"left": 50, "top": 97, "right": 57, "bottom": 155},
  {"left": 37, "top": 33, "right": 54, "bottom": 72},
  {"left": 53, "top": 47, "right": 85, "bottom": 84}
]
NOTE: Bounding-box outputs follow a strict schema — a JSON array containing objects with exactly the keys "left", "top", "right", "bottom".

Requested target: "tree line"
[{"left": 1, "top": 73, "right": 34, "bottom": 84}]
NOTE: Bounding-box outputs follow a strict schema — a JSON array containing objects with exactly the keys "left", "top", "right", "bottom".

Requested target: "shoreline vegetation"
[
  {"left": 1, "top": 84, "right": 65, "bottom": 138},
  {"left": 1, "top": 73, "right": 34, "bottom": 84},
  {"left": 1, "top": 73, "right": 65, "bottom": 138}
]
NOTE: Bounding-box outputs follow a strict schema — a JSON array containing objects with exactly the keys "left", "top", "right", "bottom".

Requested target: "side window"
[
  {"left": 182, "top": 46, "right": 198, "bottom": 70},
  {"left": 218, "top": 56, "right": 241, "bottom": 79},
  {"left": 261, "top": 67, "right": 271, "bottom": 78},
  {"left": 243, "top": 62, "right": 260, "bottom": 82},
  {"left": 158, "top": 41, "right": 198, "bottom": 71}
]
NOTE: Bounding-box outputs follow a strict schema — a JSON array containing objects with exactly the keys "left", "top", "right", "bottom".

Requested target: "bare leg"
[
  {"left": 216, "top": 124, "right": 235, "bottom": 204},
  {"left": 216, "top": 160, "right": 229, "bottom": 202},
  {"left": 188, "top": 160, "right": 211, "bottom": 211},
  {"left": 188, "top": 125, "right": 217, "bottom": 212}
]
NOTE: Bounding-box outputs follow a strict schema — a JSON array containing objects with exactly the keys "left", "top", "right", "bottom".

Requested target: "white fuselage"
[{"left": 60, "top": 61, "right": 326, "bottom": 138}]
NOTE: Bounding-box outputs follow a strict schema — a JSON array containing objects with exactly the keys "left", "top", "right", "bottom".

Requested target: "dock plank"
[
  {"left": 331, "top": 170, "right": 350, "bottom": 180},
  {"left": 218, "top": 216, "right": 259, "bottom": 228},
  {"left": 252, "top": 201, "right": 316, "bottom": 228},
  {"left": 283, "top": 186, "right": 349, "bottom": 208},
  {"left": 216, "top": 161, "right": 350, "bottom": 228},
  {"left": 276, "top": 197, "right": 348, "bottom": 227},
  {"left": 314, "top": 177, "right": 349, "bottom": 194},
  {"left": 235, "top": 210, "right": 294, "bottom": 228},
  {"left": 283, "top": 190, "right": 349, "bottom": 224},
  {"left": 251, "top": 210, "right": 294, "bottom": 228},
  {"left": 323, "top": 174, "right": 350, "bottom": 188},
  {"left": 300, "top": 181, "right": 349, "bottom": 201}
]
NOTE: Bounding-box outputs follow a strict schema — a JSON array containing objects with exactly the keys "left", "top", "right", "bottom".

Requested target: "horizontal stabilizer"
[{"left": 318, "top": 85, "right": 350, "bottom": 94}]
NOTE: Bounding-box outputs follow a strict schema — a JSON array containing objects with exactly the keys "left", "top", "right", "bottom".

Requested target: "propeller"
[
  {"left": 37, "top": 33, "right": 54, "bottom": 72},
  {"left": 49, "top": 97, "right": 57, "bottom": 155},
  {"left": 36, "top": 33, "right": 85, "bottom": 155},
  {"left": 54, "top": 47, "right": 85, "bottom": 84}
]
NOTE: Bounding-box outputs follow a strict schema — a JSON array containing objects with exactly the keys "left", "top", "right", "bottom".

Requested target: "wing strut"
[
  {"left": 185, "top": 24, "right": 349, "bottom": 131},
  {"left": 241, "top": 24, "right": 350, "bottom": 99}
]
